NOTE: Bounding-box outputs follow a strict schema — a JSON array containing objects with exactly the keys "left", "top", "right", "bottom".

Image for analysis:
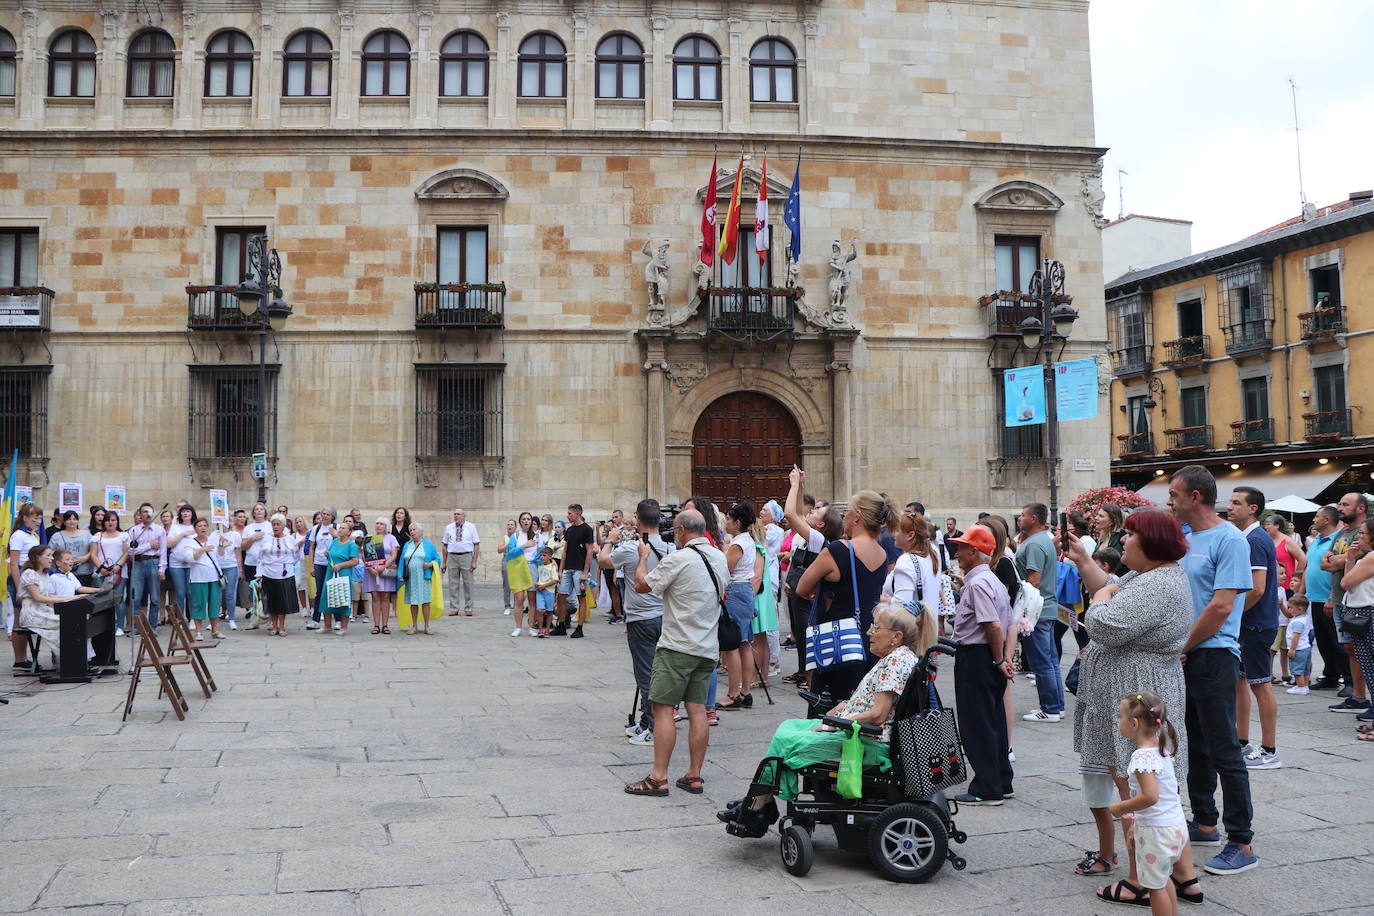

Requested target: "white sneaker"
[
  {"left": 1286, "top": 685, "right": 1310, "bottom": 695},
  {"left": 510, "top": 628, "right": 521, "bottom": 637},
  {"left": 1245, "top": 747, "right": 1282, "bottom": 770},
  {"left": 1008, "top": 748, "right": 1016, "bottom": 763},
  {"left": 625, "top": 724, "right": 646, "bottom": 738},
  {"left": 306, "top": 622, "right": 320, "bottom": 630},
  {"left": 628, "top": 730, "right": 654, "bottom": 746},
  {"left": 504, "top": 607, "right": 513, "bottom": 616},
  {"left": 526, "top": 628, "right": 537, "bottom": 637},
  {"left": 115, "top": 628, "right": 124, "bottom": 637},
  {"left": 1026, "top": 673, "right": 1037, "bottom": 683},
  {"left": 332, "top": 623, "right": 341, "bottom": 632},
  {"left": 228, "top": 620, "right": 238, "bottom": 630},
  {"left": 1022, "top": 710, "right": 1061, "bottom": 723}
]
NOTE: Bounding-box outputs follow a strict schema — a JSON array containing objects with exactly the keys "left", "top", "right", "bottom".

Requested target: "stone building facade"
[{"left": 0, "top": 0, "right": 1108, "bottom": 579}]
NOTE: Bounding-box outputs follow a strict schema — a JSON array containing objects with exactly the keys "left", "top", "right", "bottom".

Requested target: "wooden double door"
[{"left": 690, "top": 392, "right": 802, "bottom": 510}]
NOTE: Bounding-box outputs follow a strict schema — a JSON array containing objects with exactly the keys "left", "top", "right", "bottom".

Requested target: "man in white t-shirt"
[
  {"left": 306, "top": 506, "right": 335, "bottom": 629},
  {"left": 441, "top": 508, "right": 480, "bottom": 616}
]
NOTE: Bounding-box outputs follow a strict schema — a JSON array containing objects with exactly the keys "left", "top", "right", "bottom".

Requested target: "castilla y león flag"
[
  {"left": 719, "top": 155, "right": 745, "bottom": 266},
  {"left": 700, "top": 156, "right": 718, "bottom": 268},
  {"left": 754, "top": 155, "right": 770, "bottom": 266}
]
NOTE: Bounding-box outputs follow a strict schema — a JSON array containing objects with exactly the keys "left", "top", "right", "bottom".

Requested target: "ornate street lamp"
[
  {"left": 233, "top": 235, "right": 292, "bottom": 504},
  {"left": 1019, "top": 259, "right": 1079, "bottom": 523}
]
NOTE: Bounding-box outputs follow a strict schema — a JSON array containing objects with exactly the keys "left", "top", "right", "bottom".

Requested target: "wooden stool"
[
  {"left": 123, "top": 613, "right": 194, "bottom": 721},
  {"left": 165, "top": 607, "right": 216, "bottom": 697}
]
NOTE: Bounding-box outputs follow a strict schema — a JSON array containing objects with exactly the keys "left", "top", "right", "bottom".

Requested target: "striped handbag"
[{"left": 803, "top": 541, "right": 867, "bottom": 670}]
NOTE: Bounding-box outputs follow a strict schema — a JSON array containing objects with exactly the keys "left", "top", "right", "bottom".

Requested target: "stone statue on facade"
[
  {"left": 827, "top": 240, "right": 857, "bottom": 325},
  {"left": 641, "top": 239, "right": 670, "bottom": 324},
  {"left": 691, "top": 241, "right": 711, "bottom": 307}
]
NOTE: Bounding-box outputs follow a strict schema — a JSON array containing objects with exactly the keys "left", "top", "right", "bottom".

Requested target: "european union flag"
[{"left": 783, "top": 153, "right": 802, "bottom": 263}]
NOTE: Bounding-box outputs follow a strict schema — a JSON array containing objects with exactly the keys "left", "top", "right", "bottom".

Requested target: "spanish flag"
[{"left": 719, "top": 155, "right": 745, "bottom": 266}]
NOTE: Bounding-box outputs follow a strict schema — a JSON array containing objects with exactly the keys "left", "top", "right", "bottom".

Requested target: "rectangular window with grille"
[
  {"left": 995, "top": 369, "right": 1044, "bottom": 459},
  {"left": 1217, "top": 260, "right": 1273, "bottom": 351},
  {"left": 0, "top": 368, "right": 49, "bottom": 460},
  {"left": 188, "top": 366, "right": 278, "bottom": 460},
  {"left": 415, "top": 365, "right": 503, "bottom": 459}
]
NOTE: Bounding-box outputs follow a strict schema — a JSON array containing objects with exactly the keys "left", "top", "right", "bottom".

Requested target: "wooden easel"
[
  {"left": 164, "top": 607, "right": 216, "bottom": 697},
  {"left": 123, "top": 613, "right": 193, "bottom": 721}
]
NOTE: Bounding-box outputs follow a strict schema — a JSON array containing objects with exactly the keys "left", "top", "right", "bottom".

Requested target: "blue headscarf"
[{"left": 764, "top": 499, "right": 784, "bottom": 527}]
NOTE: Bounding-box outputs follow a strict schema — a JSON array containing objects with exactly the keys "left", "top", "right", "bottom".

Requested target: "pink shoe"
[
  {"left": 672, "top": 707, "right": 685, "bottom": 723},
  {"left": 707, "top": 712, "right": 719, "bottom": 727}
]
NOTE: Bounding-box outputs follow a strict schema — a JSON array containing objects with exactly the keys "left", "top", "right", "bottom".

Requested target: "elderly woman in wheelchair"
[{"left": 718, "top": 599, "right": 935, "bottom": 834}]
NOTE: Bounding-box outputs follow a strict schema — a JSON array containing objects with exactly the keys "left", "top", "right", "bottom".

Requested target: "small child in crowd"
[
  {"left": 1093, "top": 547, "right": 1122, "bottom": 584},
  {"left": 534, "top": 546, "right": 558, "bottom": 637},
  {"left": 1285, "top": 594, "right": 1313, "bottom": 695}
]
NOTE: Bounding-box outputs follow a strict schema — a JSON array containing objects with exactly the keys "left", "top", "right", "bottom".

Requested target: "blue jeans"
[
  {"left": 313, "top": 563, "right": 328, "bottom": 621},
  {"left": 707, "top": 669, "right": 718, "bottom": 708},
  {"left": 221, "top": 565, "right": 240, "bottom": 621},
  {"left": 129, "top": 559, "right": 160, "bottom": 627},
  {"left": 167, "top": 567, "right": 190, "bottom": 621},
  {"left": 1022, "top": 619, "right": 1066, "bottom": 715}
]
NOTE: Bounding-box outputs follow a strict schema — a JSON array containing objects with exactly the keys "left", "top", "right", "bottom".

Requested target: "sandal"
[
  {"left": 1357, "top": 722, "right": 1374, "bottom": 735},
  {"left": 675, "top": 775, "right": 704, "bottom": 794},
  {"left": 1074, "top": 851, "right": 1116, "bottom": 876},
  {"left": 716, "top": 695, "right": 746, "bottom": 711},
  {"left": 381, "top": 626, "right": 391, "bottom": 634},
  {"left": 371, "top": 627, "right": 381, "bottom": 635},
  {"left": 1357, "top": 730, "right": 1374, "bottom": 742},
  {"left": 1172, "top": 875, "right": 1204, "bottom": 906},
  {"left": 624, "top": 775, "right": 669, "bottom": 797},
  {"left": 1097, "top": 879, "right": 1150, "bottom": 908}
]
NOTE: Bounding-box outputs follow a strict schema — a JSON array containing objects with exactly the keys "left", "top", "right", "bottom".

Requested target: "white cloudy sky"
[{"left": 1090, "top": 0, "right": 1374, "bottom": 252}]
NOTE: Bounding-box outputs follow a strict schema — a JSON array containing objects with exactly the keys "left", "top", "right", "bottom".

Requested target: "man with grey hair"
[
  {"left": 306, "top": 506, "right": 336, "bottom": 630},
  {"left": 441, "top": 508, "right": 481, "bottom": 617},
  {"left": 623, "top": 508, "right": 727, "bottom": 797},
  {"left": 949, "top": 524, "right": 1015, "bottom": 806}
]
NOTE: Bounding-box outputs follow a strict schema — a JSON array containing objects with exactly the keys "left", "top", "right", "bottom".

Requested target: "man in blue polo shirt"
[
  {"left": 1228, "top": 487, "right": 1280, "bottom": 770},
  {"left": 1168, "top": 465, "right": 1257, "bottom": 875},
  {"left": 1305, "top": 506, "right": 1349, "bottom": 689}
]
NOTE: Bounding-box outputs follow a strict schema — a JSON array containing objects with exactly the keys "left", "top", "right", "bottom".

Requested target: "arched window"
[
  {"left": 127, "top": 29, "right": 175, "bottom": 98},
  {"left": 750, "top": 38, "right": 796, "bottom": 103},
  {"left": 361, "top": 30, "right": 409, "bottom": 97},
  {"left": 595, "top": 34, "right": 643, "bottom": 99},
  {"left": 48, "top": 29, "right": 96, "bottom": 98},
  {"left": 283, "top": 29, "right": 331, "bottom": 97},
  {"left": 517, "top": 33, "right": 565, "bottom": 98},
  {"left": 0, "top": 30, "right": 16, "bottom": 97},
  {"left": 439, "top": 31, "right": 487, "bottom": 97},
  {"left": 205, "top": 30, "right": 253, "bottom": 97},
  {"left": 673, "top": 36, "right": 720, "bottom": 101}
]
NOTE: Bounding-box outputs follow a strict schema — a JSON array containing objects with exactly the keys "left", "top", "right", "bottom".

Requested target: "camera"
[{"left": 658, "top": 503, "right": 680, "bottom": 539}]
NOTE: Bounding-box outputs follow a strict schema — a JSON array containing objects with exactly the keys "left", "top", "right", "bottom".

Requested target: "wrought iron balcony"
[
  {"left": 1109, "top": 344, "right": 1151, "bottom": 378},
  {"left": 706, "top": 286, "right": 796, "bottom": 342},
  {"left": 1299, "top": 306, "right": 1346, "bottom": 340},
  {"left": 1223, "top": 320, "right": 1273, "bottom": 356},
  {"left": 0, "top": 286, "right": 54, "bottom": 331},
  {"left": 1117, "top": 432, "right": 1152, "bottom": 459},
  {"left": 414, "top": 282, "right": 506, "bottom": 329},
  {"left": 1228, "top": 418, "right": 1275, "bottom": 449},
  {"left": 1165, "top": 425, "right": 1212, "bottom": 455},
  {"left": 1304, "top": 409, "right": 1352, "bottom": 442},
  {"left": 186, "top": 285, "right": 251, "bottom": 329},
  {"left": 1161, "top": 336, "right": 1209, "bottom": 369},
  {"left": 981, "top": 291, "right": 1040, "bottom": 338}
]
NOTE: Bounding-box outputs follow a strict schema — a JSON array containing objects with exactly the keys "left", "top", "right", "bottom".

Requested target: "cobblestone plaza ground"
[{"left": 3, "top": 585, "right": 1372, "bottom": 915}]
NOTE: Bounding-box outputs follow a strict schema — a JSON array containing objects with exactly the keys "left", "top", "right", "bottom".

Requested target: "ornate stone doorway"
[{"left": 690, "top": 392, "right": 802, "bottom": 508}]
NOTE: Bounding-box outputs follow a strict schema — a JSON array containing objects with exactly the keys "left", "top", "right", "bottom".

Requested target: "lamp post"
[
  {"left": 233, "top": 234, "right": 292, "bottom": 505},
  {"left": 1016, "top": 259, "right": 1078, "bottom": 523}
]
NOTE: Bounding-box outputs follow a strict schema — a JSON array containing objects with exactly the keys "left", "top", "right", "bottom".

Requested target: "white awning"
[{"left": 1132, "top": 463, "right": 1347, "bottom": 512}]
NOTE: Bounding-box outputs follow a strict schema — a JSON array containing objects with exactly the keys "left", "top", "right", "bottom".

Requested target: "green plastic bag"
[{"left": 836, "top": 722, "right": 864, "bottom": 799}]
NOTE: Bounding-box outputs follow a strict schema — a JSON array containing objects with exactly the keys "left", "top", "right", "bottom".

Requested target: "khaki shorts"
[
  {"left": 1271, "top": 625, "right": 1287, "bottom": 652},
  {"left": 1134, "top": 823, "right": 1187, "bottom": 890},
  {"left": 649, "top": 647, "right": 715, "bottom": 706}
]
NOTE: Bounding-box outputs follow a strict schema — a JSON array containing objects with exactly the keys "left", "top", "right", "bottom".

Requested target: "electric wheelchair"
[{"left": 721, "top": 638, "right": 969, "bottom": 883}]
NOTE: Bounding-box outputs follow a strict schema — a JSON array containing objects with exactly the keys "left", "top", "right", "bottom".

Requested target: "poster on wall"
[
  {"left": 15, "top": 486, "right": 32, "bottom": 505},
  {"left": 1054, "top": 358, "right": 1101, "bottom": 422},
  {"left": 103, "top": 486, "right": 126, "bottom": 514},
  {"left": 1003, "top": 365, "right": 1046, "bottom": 427},
  {"left": 209, "top": 489, "right": 229, "bottom": 526},
  {"left": 59, "top": 482, "right": 83, "bottom": 513}
]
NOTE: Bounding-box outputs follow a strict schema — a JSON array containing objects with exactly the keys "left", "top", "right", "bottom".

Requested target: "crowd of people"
[{"left": 8, "top": 468, "right": 1370, "bottom": 911}]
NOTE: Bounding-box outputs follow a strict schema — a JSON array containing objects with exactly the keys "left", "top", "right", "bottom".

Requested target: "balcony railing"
[
  {"left": 1304, "top": 409, "right": 1352, "bottom": 441},
  {"left": 1165, "top": 425, "right": 1213, "bottom": 455},
  {"left": 0, "top": 286, "right": 54, "bottom": 331},
  {"left": 1109, "top": 344, "right": 1151, "bottom": 378},
  {"left": 981, "top": 291, "right": 1040, "bottom": 338},
  {"left": 1229, "top": 418, "right": 1275, "bottom": 449},
  {"left": 414, "top": 282, "right": 506, "bottom": 329},
  {"left": 1223, "top": 320, "right": 1273, "bottom": 356},
  {"left": 1161, "top": 336, "right": 1209, "bottom": 369},
  {"left": 1117, "top": 432, "right": 1152, "bottom": 459},
  {"left": 706, "top": 286, "right": 796, "bottom": 342},
  {"left": 186, "top": 285, "right": 251, "bottom": 329},
  {"left": 1299, "top": 306, "right": 1346, "bottom": 340}
]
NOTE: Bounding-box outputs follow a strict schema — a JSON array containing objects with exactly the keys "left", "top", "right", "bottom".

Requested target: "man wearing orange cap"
[{"left": 949, "top": 524, "right": 1016, "bottom": 806}]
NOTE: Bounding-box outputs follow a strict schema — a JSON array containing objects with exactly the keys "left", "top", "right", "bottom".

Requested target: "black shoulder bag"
[{"left": 689, "top": 545, "right": 740, "bottom": 651}]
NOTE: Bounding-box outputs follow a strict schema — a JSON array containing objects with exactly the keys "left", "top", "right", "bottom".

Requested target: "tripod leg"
[{"left": 754, "top": 661, "right": 774, "bottom": 705}]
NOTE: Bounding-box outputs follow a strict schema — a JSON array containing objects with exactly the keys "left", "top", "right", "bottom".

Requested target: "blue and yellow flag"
[
  {"left": 0, "top": 450, "right": 17, "bottom": 602},
  {"left": 783, "top": 153, "right": 802, "bottom": 263}
]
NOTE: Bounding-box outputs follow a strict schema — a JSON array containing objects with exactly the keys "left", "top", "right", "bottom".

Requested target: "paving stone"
[
  {"left": 495, "top": 873, "right": 641, "bottom": 914},
  {"left": 278, "top": 840, "right": 530, "bottom": 892},
  {"left": 37, "top": 852, "right": 281, "bottom": 908},
  {"left": 357, "top": 881, "right": 505, "bottom": 915},
  {"left": 0, "top": 863, "right": 59, "bottom": 913},
  {"left": 125, "top": 891, "right": 357, "bottom": 915}
]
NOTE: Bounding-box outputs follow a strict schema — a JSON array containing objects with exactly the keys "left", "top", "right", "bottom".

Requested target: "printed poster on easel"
[
  {"left": 209, "top": 489, "right": 229, "bottom": 526},
  {"left": 15, "top": 486, "right": 32, "bottom": 506},
  {"left": 59, "top": 482, "right": 83, "bottom": 513},
  {"left": 104, "top": 485, "right": 126, "bottom": 514}
]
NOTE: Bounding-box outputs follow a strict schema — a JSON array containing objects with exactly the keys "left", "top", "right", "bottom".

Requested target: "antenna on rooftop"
[
  {"left": 1289, "top": 78, "right": 1311, "bottom": 218},
  {"left": 1117, "top": 169, "right": 1128, "bottom": 220}
]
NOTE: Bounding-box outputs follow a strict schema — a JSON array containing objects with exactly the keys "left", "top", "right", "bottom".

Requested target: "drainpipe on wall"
[{"left": 1279, "top": 255, "right": 1293, "bottom": 445}]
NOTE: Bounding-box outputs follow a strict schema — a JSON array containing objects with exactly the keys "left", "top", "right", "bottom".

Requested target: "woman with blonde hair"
[
  {"left": 796, "top": 481, "right": 901, "bottom": 701},
  {"left": 882, "top": 510, "right": 942, "bottom": 608}
]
